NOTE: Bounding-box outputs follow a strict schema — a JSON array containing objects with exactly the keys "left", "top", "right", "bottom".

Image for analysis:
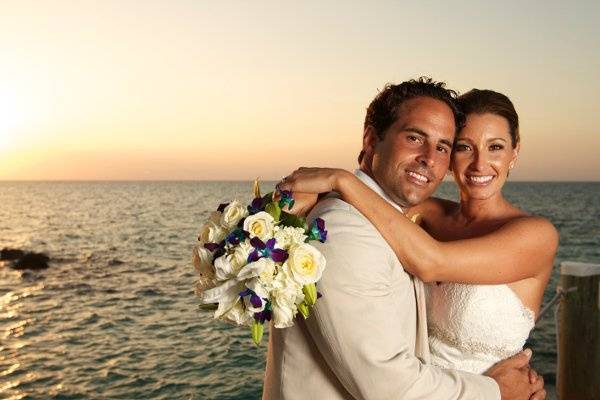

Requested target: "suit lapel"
[{"left": 412, "top": 276, "right": 431, "bottom": 363}]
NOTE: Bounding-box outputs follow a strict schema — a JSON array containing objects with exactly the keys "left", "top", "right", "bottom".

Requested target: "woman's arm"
[{"left": 279, "top": 168, "right": 558, "bottom": 284}]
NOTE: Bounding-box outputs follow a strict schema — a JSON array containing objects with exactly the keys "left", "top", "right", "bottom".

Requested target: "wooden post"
[{"left": 557, "top": 261, "right": 600, "bottom": 400}]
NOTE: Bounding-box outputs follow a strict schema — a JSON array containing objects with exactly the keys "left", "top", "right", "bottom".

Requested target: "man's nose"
[{"left": 416, "top": 146, "right": 435, "bottom": 168}]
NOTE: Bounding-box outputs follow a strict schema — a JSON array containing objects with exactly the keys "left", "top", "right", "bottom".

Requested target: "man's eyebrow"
[
  {"left": 439, "top": 138, "right": 453, "bottom": 149},
  {"left": 403, "top": 127, "right": 427, "bottom": 136},
  {"left": 403, "top": 126, "right": 453, "bottom": 148}
]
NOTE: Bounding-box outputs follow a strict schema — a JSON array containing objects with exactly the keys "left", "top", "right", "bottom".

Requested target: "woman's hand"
[
  {"left": 276, "top": 192, "right": 319, "bottom": 216},
  {"left": 277, "top": 167, "right": 347, "bottom": 194},
  {"left": 274, "top": 167, "right": 349, "bottom": 216}
]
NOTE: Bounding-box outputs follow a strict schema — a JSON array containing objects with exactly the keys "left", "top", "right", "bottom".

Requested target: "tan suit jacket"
[{"left": 263, "top": 172, "right": 500, "bottom": 400}]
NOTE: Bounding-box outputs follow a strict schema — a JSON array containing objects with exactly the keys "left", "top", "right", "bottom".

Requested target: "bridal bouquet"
[{"left": 193, "top": 180, "right": 328, "bottom": 345}]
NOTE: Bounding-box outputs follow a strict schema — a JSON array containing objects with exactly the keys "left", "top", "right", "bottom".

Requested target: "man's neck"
[{"left": 355, "top": 167, "right": 408, "bottom": 213}]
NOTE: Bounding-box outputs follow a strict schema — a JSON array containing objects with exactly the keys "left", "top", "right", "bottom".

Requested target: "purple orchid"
[
  {"left": 204, "top": 241, "right": 226, "bottom": 258},
  {"left": 278, "top": 190, "right": 295, "bottom": 210},
  {"left": 254, "top": 302, "right": 272, "bottom": 323},
  {"left": 226, "top": 228, "right": 249, "bottom": 246},
  {"left": 247, "top": 197, "right": 266, "bottom": 215},
  {"left": 247, "top": 237, "right": 288, "bottom": 263},
  {"left": 239, "top": 288, "right": 263, "bottom": 309},
  {"left": 307, "top": 218, "right": 328, "bottom": 243}
]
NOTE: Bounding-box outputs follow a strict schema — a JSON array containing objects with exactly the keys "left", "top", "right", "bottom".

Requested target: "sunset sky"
[{"left": 1, "top": 0, "right": 599, "bottom": 181}]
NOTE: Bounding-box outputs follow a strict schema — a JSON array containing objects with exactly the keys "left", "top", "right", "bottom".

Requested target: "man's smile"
[{"left": 406, "top": 170, "right": 431, "bottom": 186}]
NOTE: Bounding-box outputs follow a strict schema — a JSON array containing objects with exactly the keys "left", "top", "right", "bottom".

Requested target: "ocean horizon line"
[{"left": 0, "top": 179, "right": 599, "bottom": 183}]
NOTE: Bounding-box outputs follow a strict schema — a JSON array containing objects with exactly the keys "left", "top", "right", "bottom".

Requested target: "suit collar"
[{"left": 354, "top": 169, "right": 404, "bottom": 213}]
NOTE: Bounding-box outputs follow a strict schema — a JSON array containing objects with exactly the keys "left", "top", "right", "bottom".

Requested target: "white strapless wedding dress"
[{"left": 426, "top": 283, "right": 535, "bottom": 374}]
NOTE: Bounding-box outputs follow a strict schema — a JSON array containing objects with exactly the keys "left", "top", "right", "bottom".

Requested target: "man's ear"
[{"left": 362, "top": 125, "right": 378, "bottom": 160}]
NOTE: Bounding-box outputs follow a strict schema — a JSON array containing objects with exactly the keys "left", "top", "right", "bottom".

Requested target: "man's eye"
[
  {"left": 407, "top": 135, "right": 422, "bottom": 143},
  {"left": 437, "top": 146, "right": 449, "bottom": 153}
]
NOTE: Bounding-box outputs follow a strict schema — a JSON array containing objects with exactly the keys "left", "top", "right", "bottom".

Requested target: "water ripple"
[{"left": 1, "top": 181, "right": 592, "bottom": 398}]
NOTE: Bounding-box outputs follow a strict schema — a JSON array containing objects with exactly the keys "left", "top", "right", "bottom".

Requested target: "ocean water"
[{"left": 0, "top": 181, "right": 598, "bottom": 399}]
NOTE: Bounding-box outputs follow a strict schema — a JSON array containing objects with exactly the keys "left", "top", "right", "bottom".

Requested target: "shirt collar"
[{"left": 354, "top": 169, "right": 404, "bottom": 213}]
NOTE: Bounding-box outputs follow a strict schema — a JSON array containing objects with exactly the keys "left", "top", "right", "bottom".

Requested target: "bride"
[{"left": 276, "top": 88, "right": 558, "bottom": 375}]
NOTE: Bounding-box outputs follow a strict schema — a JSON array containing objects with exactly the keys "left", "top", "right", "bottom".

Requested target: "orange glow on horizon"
[{"left": 0, "top": 1, "right": 598, "bottom": 181}]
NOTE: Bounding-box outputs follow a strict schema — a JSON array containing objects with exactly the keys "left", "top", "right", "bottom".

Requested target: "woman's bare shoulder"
[{"left": 503, "top": 213, "right": 559, "bottom": 244}]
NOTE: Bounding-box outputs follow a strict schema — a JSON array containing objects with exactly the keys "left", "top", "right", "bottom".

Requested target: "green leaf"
[
  {"left": 280, "top": 211, "right": 307, "bottom": 230},
  {"left": 251, "top": 320, "right": 264, "bottom": 346},
  {"left": 303, "top": 283, "right": 317, "bottom": 306},
  {"left": 297, "top": 301, "right": 310, "bottom": 319},
  {"left": 265, "top": 201, "right": 282, "bottom": 222}
]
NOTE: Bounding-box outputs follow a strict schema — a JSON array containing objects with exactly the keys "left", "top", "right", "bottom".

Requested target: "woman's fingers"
[
  {"left": 276, "top": 167, "right": 344, "bottom": 199},
  {"left": 280, "top": 192, "right": 319, "bottom": 216}
]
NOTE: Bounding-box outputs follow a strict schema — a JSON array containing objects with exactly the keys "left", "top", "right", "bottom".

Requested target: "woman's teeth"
[{"left": 467, "top": 175, "right": 494, "bottom": 184}]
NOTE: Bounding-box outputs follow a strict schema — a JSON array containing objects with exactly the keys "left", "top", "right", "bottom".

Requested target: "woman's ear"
[{"left": 509, "top": 142, "right": 520, "bottom": 170}]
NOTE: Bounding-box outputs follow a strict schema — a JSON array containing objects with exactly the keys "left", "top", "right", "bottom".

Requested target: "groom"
[{"left": 263, "top": 78, "right": 544, "bottom": 400}]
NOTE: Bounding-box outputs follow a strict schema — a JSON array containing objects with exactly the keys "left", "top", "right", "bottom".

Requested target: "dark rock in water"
[
  {"left": 13, "top": 252, "right": 51, "bottom": 270},
  {"left": 1, "top": 248, "right": 25, "bottom": 260}
]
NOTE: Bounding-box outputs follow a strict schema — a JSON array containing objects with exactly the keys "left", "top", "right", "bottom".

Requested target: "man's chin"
[{"left": 400, "top": 188, "right": 433, "bottom": 208}]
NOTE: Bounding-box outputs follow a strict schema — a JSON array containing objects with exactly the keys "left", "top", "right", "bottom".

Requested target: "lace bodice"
[{"left": 427, "top": 283, "right": 535, "bottom": 374}]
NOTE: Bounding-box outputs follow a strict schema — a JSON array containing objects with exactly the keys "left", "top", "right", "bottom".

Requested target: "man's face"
[{"left": 362, "top": 96, "right": 456, "bottom": 209}]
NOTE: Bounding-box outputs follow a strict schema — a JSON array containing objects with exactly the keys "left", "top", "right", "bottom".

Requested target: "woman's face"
[{"left": 451, "top": 113, "right": 519, "bottom": 200}]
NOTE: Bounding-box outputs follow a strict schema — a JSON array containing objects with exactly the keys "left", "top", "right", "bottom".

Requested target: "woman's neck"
[{"left": 456, "top": 191, "right": 511, "bottom": 225}]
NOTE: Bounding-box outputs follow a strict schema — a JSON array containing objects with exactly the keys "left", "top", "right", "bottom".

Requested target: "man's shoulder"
[
  {"left": 308, "top": 195, "right": 372, "bottom": 230},
  {"left": 311, "top": 193, "right": 351, "bottom": 212},
  {"left": 307, "top": 194, "right": 391, "bottom": 253}
]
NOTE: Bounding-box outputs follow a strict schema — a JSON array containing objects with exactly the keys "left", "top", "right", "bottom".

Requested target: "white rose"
[
  {"left": 271, "top": 262, "right": 302, "bottom": 292},
  {"left": 214, "top": 241, "right": 251, "bottom": 281},
  {"left": 237, "top": 257, "right": 275, "bottom": 281},
  {"left": 271, "top": 285, "right": 299, "bottom": 328},
  {"left": 269, "top": 263, "right": 304, "bottom": 328},
  {"left": 230, "top": 240, "right": 252, "bottom": 268},
  {"left": 216, "top": 298, "right": 253, "bottom": 326},
  {"left": 287, "top": 243, "right": 326, "bottom": 285},
  {"left": 192, "top": 244, "right": 214, "bottom": 277},
  {"left": 224, "top": 301, "right": 254, "bottom": 326},
  {"left": 272, "top": 302, "right": 295, "bottom": 328},
  {"left": 257, "top": 260, "right": 276, "bottom": 285},
  {"left": 198, "top": 220, "right": 227, "bottom": 243},
  {"left": 246, "top": 277, "right": 270, "bottom": 299},
  {"left": 220, "top": 200, "right": 249, "bottom": 230},
  {"left": 273, "top": 226, "right": 308, "bottom": 249},
  {"left": 243, "top": 211, "right": 274, "bottom": 241}
]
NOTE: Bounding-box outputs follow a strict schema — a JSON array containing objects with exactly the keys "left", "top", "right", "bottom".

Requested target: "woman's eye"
[
  {"left": 455, "top": 144, "right": 470, "bottom": 151},
  {"left": 490, "top": 144, "right": 504, "bottom": 151}
]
